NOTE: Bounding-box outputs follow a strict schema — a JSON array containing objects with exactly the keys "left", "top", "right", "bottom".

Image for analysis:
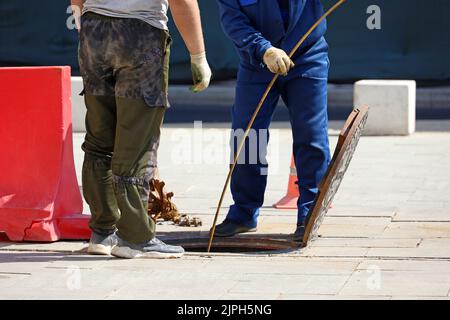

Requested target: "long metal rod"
[{"left": 207, "top": 0, "right": 347, "bottom": 253}]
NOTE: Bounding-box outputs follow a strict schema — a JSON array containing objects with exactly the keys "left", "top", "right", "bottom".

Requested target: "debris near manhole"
[
  {"left": 148, "top": 179, "right": 202, "bottom": 227},
  {"left": 177, "top": 215, "right": 202, "bottom": 227}
]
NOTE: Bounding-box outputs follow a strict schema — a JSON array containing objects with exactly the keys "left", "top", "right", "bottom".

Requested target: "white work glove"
[
  {"left": 190, "top": 52, "right": 212, "bottom": 93},
  {"left": 263, "top": 47, "right": 295, "bottom": 76}
]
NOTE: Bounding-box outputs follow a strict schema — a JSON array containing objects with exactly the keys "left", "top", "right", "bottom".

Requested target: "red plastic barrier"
[{"left": 0, "top": 67, "right": 90, "bottom": 241}]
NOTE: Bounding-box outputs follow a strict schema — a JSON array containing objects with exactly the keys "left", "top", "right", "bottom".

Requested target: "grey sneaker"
[
  {"left": 111, "top": 236, "right": 184, "bottom": 259},
  {"left": 87, "top": 231, "right": 118, "bottom": 255}
]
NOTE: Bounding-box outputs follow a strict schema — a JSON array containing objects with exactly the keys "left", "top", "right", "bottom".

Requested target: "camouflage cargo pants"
[{"left": 79, "top": 13, "right": 171, "bottom": 243}]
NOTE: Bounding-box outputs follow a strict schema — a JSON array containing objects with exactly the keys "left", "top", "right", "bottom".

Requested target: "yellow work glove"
[
  {"left": 190, "top": 52, "right": 212, "bottom": 93},
  {"left": 263, "top": 47, "right": 295, "bottom": 76}
]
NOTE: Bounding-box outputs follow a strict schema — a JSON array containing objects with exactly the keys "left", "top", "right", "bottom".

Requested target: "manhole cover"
[
  {"left": 303, "top": 106, "right": 369, "bottom": 245},
  {"left": 165, "top": 237, "right": 300, "bottom": 253}
]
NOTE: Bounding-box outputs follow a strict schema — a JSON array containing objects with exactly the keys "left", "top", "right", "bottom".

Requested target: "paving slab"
[
  {"left": 229, "top": 274, "right": 351, "bottom": 296},
  {"left": 408, "top": 190, "right": 450, "bottom": 202},
  {"left": 393, "top": 206, "right": 450, "bottom": 222},
  {"left": 105, "top": 273, "right": 239, "bottom": 300},
  {"left": 184, "top": 257, "right": 359, "bottom": 276},
  {"left": 326, "top": 206, "right": 397, "bottom": 218},
  {"left": 366, "top": 247, "right": 450, "bottom": 259},
  {"left": 380, "top": 222, "right": 450, "bottom": 239},
  {"left": 339, "top": 269, "right": 450, "bottom": 297},
  {"left": 419, "top": 237, "right": 450, "bottom": 249},
  {"left": 316, "top": 217, "right": 392, "bottom": 238},
  {"left": 356, "top": 259, "right": 450, "bottom": 273},
  {"left": 366, "top": 238, "right": 450, "bottom": 259},
  {"left": 309, "top": 238, "right": 421, "bottom": 248},
  {"left": 300, "top": 246, "right": 370, "bottom": 258},
  {"left": 0, "top": 241, "right": 87, "bottom": 253}
]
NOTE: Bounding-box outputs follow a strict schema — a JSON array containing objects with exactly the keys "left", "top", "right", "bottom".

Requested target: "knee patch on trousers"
[
  {"left": 84, "top": 152, "right": 112, "bottom": 163},
  {"left": 112, "top": 174, "right": 151, "bottom": 203},
  {"left": 82, "top": 143, "right": 114, "bottom": 166}
]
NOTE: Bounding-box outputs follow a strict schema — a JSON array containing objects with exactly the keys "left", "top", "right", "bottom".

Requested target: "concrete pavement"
[{"left": 1, "top": 127, "right": 450, "bottom": 299}]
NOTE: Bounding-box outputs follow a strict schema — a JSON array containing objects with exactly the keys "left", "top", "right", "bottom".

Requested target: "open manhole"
[{"left": 164, "top": 237, "right": 301, "bottom": 254}]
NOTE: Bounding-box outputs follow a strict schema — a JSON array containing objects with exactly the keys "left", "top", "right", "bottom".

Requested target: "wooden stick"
[{"left": 207, "top": 0, "right": 347, "bottom": 253}]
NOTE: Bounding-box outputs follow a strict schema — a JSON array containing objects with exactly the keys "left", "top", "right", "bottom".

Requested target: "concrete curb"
[
  {"left": 169, "top": 81, "right": 450, "bottom": 109},
  {"left": 71, "top": 77, "right": 450, "bottom": 132}
]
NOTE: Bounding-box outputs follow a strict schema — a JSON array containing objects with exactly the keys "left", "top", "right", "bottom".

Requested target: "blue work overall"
[{"left": 217, "top": 0, "right": 331, "bottom": 228}]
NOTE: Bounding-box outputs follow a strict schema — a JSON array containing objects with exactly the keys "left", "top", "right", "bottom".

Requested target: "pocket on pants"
[{"left": 160, "top": 29, "right": 172, "bottom": 103}]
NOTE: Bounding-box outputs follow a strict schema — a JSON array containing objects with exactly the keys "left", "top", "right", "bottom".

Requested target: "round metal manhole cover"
[{"left": 164, "top": 237, "right": 301, "bottom": 253}]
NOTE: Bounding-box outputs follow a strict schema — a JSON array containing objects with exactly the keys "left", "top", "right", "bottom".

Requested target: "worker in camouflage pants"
[{"left": 72, "top": 0, "right": 211, "bottom": 259}]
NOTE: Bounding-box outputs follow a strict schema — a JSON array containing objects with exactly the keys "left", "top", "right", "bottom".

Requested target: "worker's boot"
[
  {"left": 214, "top": 220, "right": 257, "bottom": 237},
  {"left": 292, "top": 222, "right": 306, "bottom": 242}
]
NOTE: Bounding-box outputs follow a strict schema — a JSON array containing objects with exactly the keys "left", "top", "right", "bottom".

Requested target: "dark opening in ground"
[{"left": 164, "top": 237, "right": 301, "bottom": 254}]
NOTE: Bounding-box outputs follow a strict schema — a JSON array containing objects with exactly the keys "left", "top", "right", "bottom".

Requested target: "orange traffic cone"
[{"left": 273, "top": 155, "right": 299, "bottom": 209}]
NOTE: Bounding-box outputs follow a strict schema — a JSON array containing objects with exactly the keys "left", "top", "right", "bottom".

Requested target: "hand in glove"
[
  {"left": 190, "top": 52, "right": 212, "bottom": 93},
  {"left": 263, "top": 47, "right": 295, "bottom": 76}
]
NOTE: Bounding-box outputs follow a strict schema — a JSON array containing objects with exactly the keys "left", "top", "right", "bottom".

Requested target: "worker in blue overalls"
[{"left": 214, "top": 0, "right": 331, "bottom": 240}]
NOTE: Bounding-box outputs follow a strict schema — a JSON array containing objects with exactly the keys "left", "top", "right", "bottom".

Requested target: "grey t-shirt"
[{"left": 83, "top": 0, "right": 169, "bottom": 30}]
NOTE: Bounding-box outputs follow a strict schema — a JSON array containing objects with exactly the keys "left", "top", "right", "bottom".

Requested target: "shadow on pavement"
[{"left": 0, "top": 251, "right": 112, "bottom": 264}]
